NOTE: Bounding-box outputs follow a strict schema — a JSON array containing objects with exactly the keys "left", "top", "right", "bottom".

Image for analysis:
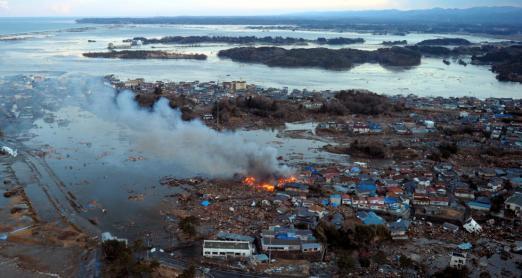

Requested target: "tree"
[
  {"left": 490, "top": 195, "right": 506, "bottom": 213},
  {"left": 353, "top": 225, "right": 376, "bottom": 244},
  {"left": 399, "top": 255, "right": 414, "bottom": 268},
  {"left": 131, "top": 239, "right": 145, "bottom": 252},
  {"left": 373, "top": 251, "right": 388, "bottom": 265},
  {"left": 374, "top": 225, "right": 391, "bottom": 241},
  {"left": 314, "top": 221, "right": 354, "bottom": 250},
  {"left": 102, "top": 240, "right": 132, "bottom": 264},
  {"left": 337, "top": 251, "right": 356, "bottom": 272},
  {"left": 438, "top": 142, "right": 458, "bottom": 159},
  {"left": 179, "top": 216, "right": 199, "bottom": 236},
  {"left": 102, "top": 240, "right": 159, "bottom": 277},
  {"left": 179, "top": 265, "right": 196, "bottom": 278},
  {"left": 432, "top": 266, "right": 469, "bottom": 278},
  {"left": 358, "top": 255, "right": 371, "bottom": 268},
  {"left": 153, "top": 85, "right": 162, "bottom": 95}
]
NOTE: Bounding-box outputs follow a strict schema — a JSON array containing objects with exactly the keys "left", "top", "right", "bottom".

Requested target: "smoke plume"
[{"left": 63, "top": 76, "right": 291, "bottom": 179}]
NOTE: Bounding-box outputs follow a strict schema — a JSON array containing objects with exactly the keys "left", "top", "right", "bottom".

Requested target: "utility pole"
[
  {"left": 268, "top": 236, "right": 272, "bottom": 264},
  {"left": 216, "top": 100, "right": 220, "bottom": 129}
]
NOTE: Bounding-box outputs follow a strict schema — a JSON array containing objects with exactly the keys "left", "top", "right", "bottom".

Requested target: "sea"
[{"left": 0, "top": 17, "right": 520, "bottom": 98}]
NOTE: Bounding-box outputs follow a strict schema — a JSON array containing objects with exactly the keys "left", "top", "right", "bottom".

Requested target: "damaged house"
[{"left": 260, "top": 226, "right": 322, "bottom": 255}]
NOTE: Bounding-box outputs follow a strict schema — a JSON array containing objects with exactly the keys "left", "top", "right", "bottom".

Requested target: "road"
[{"left": 151, "top": 252, "right": 268, "bottom": 278}]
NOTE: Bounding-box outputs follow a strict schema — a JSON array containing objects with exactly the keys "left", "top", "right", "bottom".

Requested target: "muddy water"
[{"left": 0, "top": 77, "right": 346, "bottom": 244}]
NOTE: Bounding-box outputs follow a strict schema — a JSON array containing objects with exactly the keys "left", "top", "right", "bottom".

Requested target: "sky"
[{"left": 0, "top": 0, "right": 521, "bottom": 17}]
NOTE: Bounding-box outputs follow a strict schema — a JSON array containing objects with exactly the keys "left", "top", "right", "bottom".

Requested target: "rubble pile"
[{"left": 171, "top": 179, "right": 283, "bottom": 235}]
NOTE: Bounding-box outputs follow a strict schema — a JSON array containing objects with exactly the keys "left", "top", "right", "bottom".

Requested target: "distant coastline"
[
  {"left": 133, "top": 35, "right": 365, "bottom": 46},
  {"left": 83, "top": 50, "right": 207, "bottom": 60},
  {"left": 76, "top": 7, "right": 522, "bottom": 37}
]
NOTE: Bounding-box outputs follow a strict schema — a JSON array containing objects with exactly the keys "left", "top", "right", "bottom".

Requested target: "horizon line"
[{"left": 1, "top": 5, "right": 521, "bottom": 18}]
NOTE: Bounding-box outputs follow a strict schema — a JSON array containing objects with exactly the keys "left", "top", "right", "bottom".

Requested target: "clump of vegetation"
[
  {"left": 102, "top": 240, "right": 159, "bottom": 277},
  {"left": 179, "top": 216, "right": 199, "bottom": 237},
  {"left": 432, "top": 266, "right": 469, "bottom": 278},
  {"left": 134, "top": 93, "right": 160, "bottom": 108},
  {"left": 372, "top": 250, "right": 388, "bottom": 265},
  {"left": 320, "top": 99, "right": 347, "bottom": 115},
  {"left": 315, "top": 222, "right": 390, "bottom": 250},
  {"left": 358, "top": 253, "right": 371, "bottom": 268},
  {"left": 212, "top": 95, "right": 304, "bottom": 123},
  {"left": 336, "top": 251, "right": 356, "bottom": 272},
  {"left": 399, "top": 255, "right": 414, "bottom": 268},
  {"left": 334, "top": 90, "right": 390, "bottom": 115},
  {"left": 490, "top": 194, "right": 507, "bottom": 213},
  {"left": 354, "top": 224, "right": 391, "bottom": 244},
  {"left": 438, "top": 142, "right": 459, "bottom": 159},
  {"left": 316, "top": 222, "right": 391, "bottom": 274},
  {"left": 349, "top": 140, "right": 387, "bottom": 159},
  {"left": 324, "top": 140, "right": 388, "bottom": 158},
  {"left": 132, "top": 92, "right": 196, "bottom": 121},
  {"left": 179, "top": 265, "right": 197, "bottom": 278},
  {"left": 315, "top": 222, "right": 355, "bottom": 250}
]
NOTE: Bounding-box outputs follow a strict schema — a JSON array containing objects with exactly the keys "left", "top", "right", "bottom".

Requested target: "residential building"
[
  {"left": 505, "top": 193, "right": 522, "bottom": 216},
  {"left": 260, "top": 227, "right": 322, "bottom": 253},
  {"left": 203, "top": 240, "right": 254, "bottom": 258}
]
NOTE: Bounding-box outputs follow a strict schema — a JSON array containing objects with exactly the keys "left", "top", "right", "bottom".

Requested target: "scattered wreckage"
[{"left": 0, "top": 146, "right": 17, "bottom": 157}]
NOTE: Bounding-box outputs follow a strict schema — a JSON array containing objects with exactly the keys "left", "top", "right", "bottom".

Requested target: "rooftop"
[
  {"left": 203, "top": 240, "right": 251, "bottom": 250},
  {"left": 505, "top": 193, "right": 522, "bottom": 206}
]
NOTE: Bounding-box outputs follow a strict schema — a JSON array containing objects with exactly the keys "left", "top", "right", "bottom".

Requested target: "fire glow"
[{"left": 243, "top": 176, "right": 297, "bottom": 192}]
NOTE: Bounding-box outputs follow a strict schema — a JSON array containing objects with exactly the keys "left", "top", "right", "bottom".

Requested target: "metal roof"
[{"left": 203, "top": 240, "right": 250, "bottom": 250}]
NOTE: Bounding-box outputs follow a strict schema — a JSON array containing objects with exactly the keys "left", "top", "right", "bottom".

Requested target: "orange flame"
[
  {"left": 277, "top": 176, "right": 297, "bottom": 187},
  {"left": 243, "top": 176, "right": 276, "bottom": 192},
  {"left": 244, "top": 176, "right": 256, "bottom": 186},
  {"left": 261, "top": 183, "right": 276, "bottom": 192}
]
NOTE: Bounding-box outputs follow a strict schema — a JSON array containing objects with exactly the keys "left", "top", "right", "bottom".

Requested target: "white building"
[
  {"left": 463, "top": 218, "right": 482, "bottom": 234},
  {"left": 424, "top": 120, "right": 435, "bottom": 129},
  {"left": 450, "top": 252, "right": 467, "bottom": 269},
  {"left": 203, "top": 240, "right": 253, "bottom": 258},
  {"left": 101, "top": 232, "right": 128, "bottom": 246},
  {"left": 303, "top": 101, "right": 323, "bottom": 110}
]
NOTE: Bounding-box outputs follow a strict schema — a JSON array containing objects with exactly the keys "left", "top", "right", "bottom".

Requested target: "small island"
[
  {"left": 133, "top": 35, "right": 365, "bottom": 46},
  {"left": 82, "top": 50, "right": 207, "bottom": 60},
  {"left": 217, "top": 46, "right": 421, "bottom": 70},
  {"left": 416, "top": 38, "right": 472, "bottom": 46},
  {"left": 383, "top": 40, "right": 408, "bottom": 46},
  {"left": 316, "top": 37, "right": 365, "bottom": 45},
  {"left": 472, "top": 45, "right": 522, "bottom": 83}
]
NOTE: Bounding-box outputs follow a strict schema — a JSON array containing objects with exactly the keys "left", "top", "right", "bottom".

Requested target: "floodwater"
[
  {"left": 0, "top": 75, "right": 345, "bottom": 242},
  {"left": 0, "top": 18, "right": 521, "bottom": 243},
  {"left": 0, "top": 19, "right": 520, "bottom": 98}
]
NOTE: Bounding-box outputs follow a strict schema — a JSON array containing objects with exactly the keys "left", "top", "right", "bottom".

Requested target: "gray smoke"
[{"left": 64, "top": 76, "right": 291, "bottom": 179}]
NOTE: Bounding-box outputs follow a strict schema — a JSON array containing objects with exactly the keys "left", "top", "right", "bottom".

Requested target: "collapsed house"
[
  {"left": 449, "top": 252, "right": 468, "bottom": 269},
  {"left": 388, "top": 219, "right": 411, "bottom": 240},
  {"left": 463, "top": 218, "right": 482, "bottom": 234},
  {"left": 0, "top": 146, "right": 17, "bottom": 157}
]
